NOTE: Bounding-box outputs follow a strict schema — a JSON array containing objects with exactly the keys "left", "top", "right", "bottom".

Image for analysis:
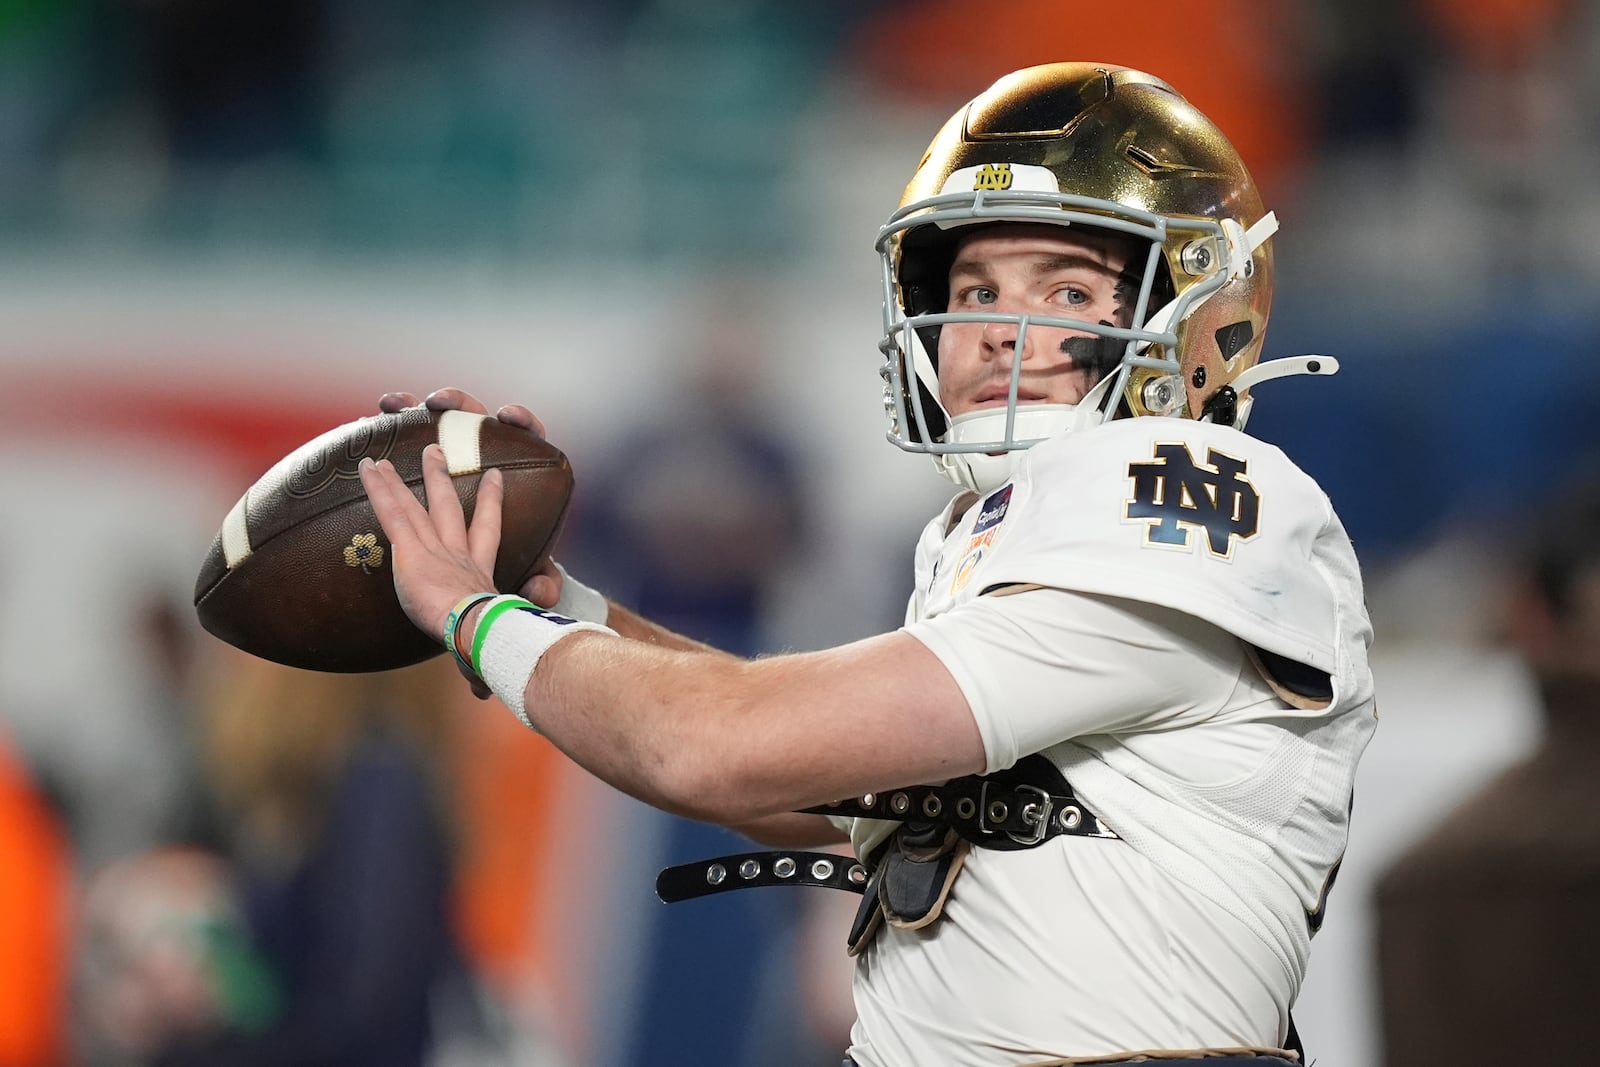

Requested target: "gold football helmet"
[{"left": 878, "top": 62, "right": 1334, "bottom": 492}]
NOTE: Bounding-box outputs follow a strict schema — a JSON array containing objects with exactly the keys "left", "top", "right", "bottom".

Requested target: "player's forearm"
[
  {"left": 600, "top": 600, "right": 735, "bottom": 658},
  {"left": 507, "top": 629, "right": 982, "bottom": 825},
  {"left": 516, "top": 635, "right": 818, "bottom": 821}
]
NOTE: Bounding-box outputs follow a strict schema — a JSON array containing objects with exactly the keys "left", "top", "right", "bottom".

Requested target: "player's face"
[{"left": 937, "top": 224, "right": 1134, "bottom": 418}]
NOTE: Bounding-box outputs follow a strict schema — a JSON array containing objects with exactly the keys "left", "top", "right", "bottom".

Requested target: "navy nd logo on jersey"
[{"left": 1126, "top": 443, "right": 1260, "bottom": 558}]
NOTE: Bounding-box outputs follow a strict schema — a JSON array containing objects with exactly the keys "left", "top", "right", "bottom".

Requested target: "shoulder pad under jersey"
[{"left": 973, "top": 419, "right": 1362, "bottom": 674}]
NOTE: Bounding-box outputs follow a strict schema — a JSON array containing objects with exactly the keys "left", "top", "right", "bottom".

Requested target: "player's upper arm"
[
  {"left": 540, "top": 624, "right": 991, "bottom": 824},
  {"left": 902, "top": 586, "right": 1250, "bottom": 773}
]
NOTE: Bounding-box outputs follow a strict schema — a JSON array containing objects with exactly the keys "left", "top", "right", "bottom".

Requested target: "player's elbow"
[
  {"left": 647, "top": 702, "right": 794, "bottom": 826},
  {"left": 729, "top": 812, "right": 850, "bottom": 848},
  {"left": 651, "top": 747, "right": 779, "bottom": 826}
]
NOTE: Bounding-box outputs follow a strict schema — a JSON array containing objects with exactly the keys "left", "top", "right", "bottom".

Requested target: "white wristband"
[
  {"left": 477, "top": 602, "right": 613, "bottom": 730},
  {"left": 551, "top": 560, "right": 609, "bottom": 625}
]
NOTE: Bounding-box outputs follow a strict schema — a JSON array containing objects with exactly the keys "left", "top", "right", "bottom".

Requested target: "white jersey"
[{"left": 844, "top": 418, "right": 1377, "bottom": 1067}]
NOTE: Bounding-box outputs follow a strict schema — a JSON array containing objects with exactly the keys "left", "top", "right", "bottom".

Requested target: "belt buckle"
[
  {"left": 976, "top": 780, "right": 996, "bottom": 835},
  {"left": 1005, "top": 785, "right": 1053, "bottom": 846}
]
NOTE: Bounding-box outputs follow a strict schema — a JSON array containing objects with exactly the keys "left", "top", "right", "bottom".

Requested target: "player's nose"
[{"left": 980, "top": 312, "right": 1036, "bottom": 360}]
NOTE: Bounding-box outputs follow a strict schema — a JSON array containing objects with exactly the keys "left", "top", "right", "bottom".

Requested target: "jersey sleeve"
[
  {"left": 903, "top": 588, "right": 1248, "bottom": 774},
  {"left": 981, "top": 420, "right": 1349, "bottom": 674}
]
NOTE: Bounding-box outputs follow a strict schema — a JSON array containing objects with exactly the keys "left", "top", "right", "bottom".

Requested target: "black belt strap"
[
  {"left": 656, "top": 756, "right": 1115, "bottom": 903},
  {"left": 656, "top": 850, "right": 870, "bottom": 903},
  {"left": 799, "top": 756, "right": 1117, "bottom": 850},
  {"left": 800, "top": 780, "right": 1113, "bottom": 844}
]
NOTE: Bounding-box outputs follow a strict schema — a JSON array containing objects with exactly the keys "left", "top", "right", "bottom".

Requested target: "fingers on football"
[
  {"left": 467, "top": 468, "right": 504, "bottom": 577},
  {"left": 419, "top": 445, "right": 469, "bottom": 551},
  {"left": 496, "top": 404, "right": 545, "bottom": 438},
  {"left": 378, "top": 392, "right": 419, "bottom": 413},
  {"left": 424, "top": 387, "right": 490, "bottom": 416},
  {"left": 359, "top": 458, "right": 424, "bottom": 545},
  {"left": 523, "top": 569, "right": 560, "bottom": 609}
]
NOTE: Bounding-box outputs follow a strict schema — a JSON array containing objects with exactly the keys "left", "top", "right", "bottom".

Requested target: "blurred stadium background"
[{"left": 2, "top": 1, "right": 1598, "bottom": 1064}]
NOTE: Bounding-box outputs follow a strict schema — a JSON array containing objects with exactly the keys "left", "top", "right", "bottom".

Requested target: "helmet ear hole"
[
  {"left": 1214, "top": 320, "right": 1255, "bottom": 361},
  {"left": 1187, "top": 320, "right": 1258, "bottom": 422}
]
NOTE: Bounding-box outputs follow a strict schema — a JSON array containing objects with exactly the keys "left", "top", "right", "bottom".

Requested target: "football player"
[{"left": 360, "top": 63, "right": 1376, "bottom": 1067}]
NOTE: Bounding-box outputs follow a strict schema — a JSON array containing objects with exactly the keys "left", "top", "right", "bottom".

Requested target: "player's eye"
[
  {"left": 1054, "top": 285, "right": 1090, "bottom": 307},
  {"left": 954, "top": 285, "right": 998, "bottom": 307}
]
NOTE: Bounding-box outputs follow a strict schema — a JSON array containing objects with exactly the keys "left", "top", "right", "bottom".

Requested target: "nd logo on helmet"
[{"left": 973, "top": 164, "right": 1013, "bottom": 191}]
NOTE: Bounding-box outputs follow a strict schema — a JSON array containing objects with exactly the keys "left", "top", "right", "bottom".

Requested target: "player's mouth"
[{"left": 971, "top": 384, "right": 1049, "bottom": 407}]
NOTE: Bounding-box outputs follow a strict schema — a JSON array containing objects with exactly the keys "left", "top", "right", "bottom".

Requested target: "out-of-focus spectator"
[
  {"left": 1375, "top": 479, "right": 1600, "bottom": 1062},
  {"left": 76, "top": 649, "right": 503, "bottom": 1067},
  {"left": 131, "top": 588, "right": 222, "bottom": 852},
  {"left": 77, "top": 846, "right": 276, "bottom": 1065},
  {"left": 559, "top": 300, "right": 833, "bottom": 1065},
  {"left": 565, "top": 299, "right": 808, "bottom": 657},
  {"left": 0, "top": 724, "right": 70, "bottom": 1067},
  {"left": 7, "top": 584, "right": 217, "bottom": 883}
]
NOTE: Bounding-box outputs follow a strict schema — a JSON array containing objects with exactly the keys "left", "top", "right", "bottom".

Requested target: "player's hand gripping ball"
[{"left": 194, "top": 407, "right": 572, "bottom": 672}]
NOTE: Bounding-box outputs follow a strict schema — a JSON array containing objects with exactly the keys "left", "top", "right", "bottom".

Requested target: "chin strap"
[
  {"left": 1231, "top": 353, "right": 1339, "bottom": 392},
  {"left": 1208, "top": 354, "right": 1340, "bottom": 430},
  {"left": 1226, "top": 212, "right": 1279, "bottom": 281},
  {"left": 1067, "top": 371, "right": 1122, "bottom": 431}
]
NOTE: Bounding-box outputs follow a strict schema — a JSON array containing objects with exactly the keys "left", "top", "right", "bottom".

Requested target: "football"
[{"left": 194, "top": 406, "right": 573, "bottom": 672}]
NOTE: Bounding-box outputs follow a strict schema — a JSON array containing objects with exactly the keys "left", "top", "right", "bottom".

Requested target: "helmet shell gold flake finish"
[{"left": 878, "top": 63, "right": 1302, "bottom": 493}]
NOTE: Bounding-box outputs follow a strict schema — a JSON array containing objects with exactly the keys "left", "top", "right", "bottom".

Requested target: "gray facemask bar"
[{"left": 876, "top": 190, "right": 1234, "bottom": 456}]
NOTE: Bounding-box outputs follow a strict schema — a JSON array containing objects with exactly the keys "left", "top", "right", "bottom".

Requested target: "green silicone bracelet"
[{"left": 470, "top": 596, "right": 538, "bottom": 674}]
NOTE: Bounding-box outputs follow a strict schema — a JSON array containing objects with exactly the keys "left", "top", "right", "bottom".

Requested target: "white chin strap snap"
[
  {"left": 1230, "top": 353, "right": 1338, "bottom": 393},
  {"left": 1227, "top": 354, "right": 1339, "bottom": 431}
]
